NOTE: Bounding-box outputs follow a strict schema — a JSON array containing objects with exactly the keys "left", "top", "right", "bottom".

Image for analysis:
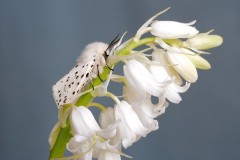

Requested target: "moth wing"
[
  {"left": 66, "top": 60, "right": 96, "bottom": 104},
  {"left": 52, "top": 62, "right": 93, "bottom": 108}
]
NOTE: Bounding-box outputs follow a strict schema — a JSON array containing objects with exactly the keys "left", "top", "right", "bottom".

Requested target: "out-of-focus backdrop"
[{"left": 0, "top": 0, "right": 239, "bottom": 160}]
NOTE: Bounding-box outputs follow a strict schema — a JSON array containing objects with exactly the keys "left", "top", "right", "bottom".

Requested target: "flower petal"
[
  {"left": 98, "top": 151, "right": 121, "bottom": 160},
  {"left": 187, "top": 34, "right": 223, "bottom": 50},
  {"left": 152, "top": 50, "right": 183, "bottom": 85},
  {"left": 166, "top": 51, "right": 198, "bottom": 83},
  {"left": 151, "top": 20, "right": 199, "bottom": 38},
  {"left": 124, "top": 60, "right": 164, "bottom": 97},
  {"left": 123, "top": 84, "right": 145, "bottom": 105},
  {"left": 186, "top": 55, "right": 211, "bottom": 70},
  {"left": 115, "top": 101, "right": 148, "bottom": 148},
  {"left": 70, "top": 106, "right": 101, "bottom": 137}
]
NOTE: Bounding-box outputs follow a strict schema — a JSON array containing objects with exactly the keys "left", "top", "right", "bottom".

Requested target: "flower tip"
[
  {"left": 188, "top": 20, "right": 197, "bottom": 25},
  {"left": 188, "top": 34, "right": 223, "bottom": 50},
  {"left": 216, "top": 35, "right": 223, "bottom": 46},
  {"left": 186, "top": 55, "right": 211, "bottom": 70}
]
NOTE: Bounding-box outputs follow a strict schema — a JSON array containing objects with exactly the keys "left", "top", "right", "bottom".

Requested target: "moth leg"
[
  {"left": 89, "top": 76, "right": 95, "bottom": 90},
  {"left": 97, "top": 65, "right": 104, "bottom": 82},
  {"left": 106, "top": 64, "right": 114, "bottom": 71}
]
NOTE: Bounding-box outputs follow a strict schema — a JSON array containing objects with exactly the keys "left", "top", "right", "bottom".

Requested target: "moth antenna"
[
  {"left": 106, "top": 34, "right": 120, "bottom": 51},
  {"left": 103, "top": 34, "right": 120, "bottom": 70}
]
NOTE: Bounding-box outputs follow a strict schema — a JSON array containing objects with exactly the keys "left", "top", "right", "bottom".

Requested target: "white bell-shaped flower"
[
  {"left": 149, "top": 64, "right": 190, "bottom": 103},
  {"left": 114, "top": 101, "right": 149, "bottom": 148},
  {"left": 151, "top": 20, "right": 199, "bottom": 39},
  {"left": 94, "top": 140, "right": 122, "bottom": 160},
  {"left": 67, "top": 136, "right": 93, "bottom": 160},
  {"left": 70, "top": 106, "right": 118, "bottom": 139},
  {"left": 98, "top": 151, "right": 121, "bottom": 160},
  {"left": 99, "top": 107, "right": 122, "bottom": 152},
  {"left": 67, "top": 106, "right": 120, "bottom": 160},
  {"left": 155, "top": 38, "right": 212, "bottom": 82},
  {"left": 132, "top": 94, "right": 168, "bottom": 134},
  {"left": 123, "top": 60, "right": 166, "bottom": 98}
]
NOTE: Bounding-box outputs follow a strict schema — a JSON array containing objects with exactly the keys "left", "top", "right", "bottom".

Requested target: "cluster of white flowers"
[{"left": 49, "top": 8, "right": 222, "bottom": 160}]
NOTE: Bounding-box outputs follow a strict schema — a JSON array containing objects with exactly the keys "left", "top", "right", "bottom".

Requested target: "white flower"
[
  {"left": 96, "top": 141, "right": 121, "bottom": 160},
  {"left": 123, "top": 60, "right": 166, "bottom": 98},
  {"left": 151, "top": 49, "right": 183, "bottom": 85},
  {"left": 114, "top": 101, "right": 149, "bottom": 148},
  {"left": 98, "top": 151, "right": 121, "bottom": 160},
  {"left": 67, "top": 106, "right": 120, "bottom": 160},
  {"left": 122, "top": 84, "right": 145, "bottom": 106},
  {"left": 186, "top": 32, "right": 223, "bottom": 50},
  {"left": 134, "top": 7, "right": 170, "bottom": 41},
  {"left": 155, "top": 39, "right": 210, "bottom": 83},
  {"left": 99, "top": 107, "right": 122, "bottom": 152},
  {"left": 67, "top": 136, "right": 122, "bottom": 160},
  {"left": 166, "top": 50, "right": 198, "bottom": 83},
  {"left": 131, "top": 94, "right": 168, "bottom": 133},
  {"left": 99, "top": 107, "right": 135, "bottom": 160},
  {"left": 123, "top": 58, "right": 189, "bottom": 103},
  {"left": 149, "top": 59, "right": 190, "bottom": 103},
  {"left": 150, "top": 20, "right": 199, "bottom": 39},
  {"left": 67, "top": 136, "right": 94, "bottom": 160}
]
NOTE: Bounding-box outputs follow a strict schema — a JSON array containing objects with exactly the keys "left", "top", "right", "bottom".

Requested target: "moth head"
[{"left": 103, "top": 34, "right": 120, "bottom": 60}]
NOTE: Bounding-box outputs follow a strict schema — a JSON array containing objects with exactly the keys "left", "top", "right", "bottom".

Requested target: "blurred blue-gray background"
[{"left": 0, "top": 0, "right": 239, "bottom": 160}]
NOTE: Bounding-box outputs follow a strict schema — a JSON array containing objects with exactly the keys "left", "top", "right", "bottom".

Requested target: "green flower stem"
[
  {"left": 49, "top": 120, "right": 71, "bottom": 159},
  {"left": 49, "top": 37, "right": 156, "bottom": 159}
]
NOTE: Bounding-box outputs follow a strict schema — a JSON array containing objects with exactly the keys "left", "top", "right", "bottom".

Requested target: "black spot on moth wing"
[{"left": 53, "top": 63, "right": 88, "bottom": 107}]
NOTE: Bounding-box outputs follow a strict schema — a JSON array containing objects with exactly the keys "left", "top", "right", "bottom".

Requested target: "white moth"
[{"left": 53, "top": 37, "right": 119, "bottom": 108}]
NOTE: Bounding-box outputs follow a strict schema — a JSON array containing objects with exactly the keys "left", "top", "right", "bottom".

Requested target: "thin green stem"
[
  {"left": 87, "top": 102, "right": 107, "bottom": 112},
  {"left": 49, "top": 120, "right": 71, "bottom": 159},
  {"left": 49, "top": 37, "right": 156, "bottom": 159}
]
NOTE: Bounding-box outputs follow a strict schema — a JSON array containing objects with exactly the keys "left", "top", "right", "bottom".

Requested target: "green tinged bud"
[{"left": 187, "top": 34, "right": 223, "bottom": 50}]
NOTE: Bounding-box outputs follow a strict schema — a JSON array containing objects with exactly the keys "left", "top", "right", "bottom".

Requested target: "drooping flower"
[
  {"left": 150, "top": 20, "right": 199, "bottom": 39},
  {"left": 67, "top": 106, "right": 120, "bottom": 160},
  {"left": 114, "top": 101, "right": 149, "bottom": 148},
  {"left": 123, "top": 60, "right": 166, "bottom": 98},
  {"left": 123, "top": 58, "right": 189, "bottom": 103},
  {"left": 155, "top": 38, "right": 211, "bottom": 83},
  {"left": 149, "top": 55, "right": 190, "bottom": 103},
  {"left": 131, "top": 94, "right": 169, "bottom": 134},
  {"left": 99, "top": 107, "right": 122, "bottom": 152}
]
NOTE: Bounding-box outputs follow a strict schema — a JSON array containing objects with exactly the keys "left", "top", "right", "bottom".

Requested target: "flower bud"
[
  {"left": 166, "top": 51, "right": 198, "bottom": 83},
  {"left": 187, "top": 34, "right": 223, "bottom": 50},
  {"left": 186, "top": 55, "right": 211, "bottom": 70},
  {"left": 151, "top": 20, "right": 199, "bottom": 39}
]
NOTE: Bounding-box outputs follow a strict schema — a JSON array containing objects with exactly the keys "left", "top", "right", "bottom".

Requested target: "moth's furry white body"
[{"left": 52, "top": 42, "right": 108, "bottom": 108}]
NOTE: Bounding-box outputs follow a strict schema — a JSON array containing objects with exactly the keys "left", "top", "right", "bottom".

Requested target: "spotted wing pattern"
[
  {"left": 52, "top": 41, "right": 116, "bottom": 108},
  {"left": 52, "top": 60, "right": 95, "bottom": 107}
]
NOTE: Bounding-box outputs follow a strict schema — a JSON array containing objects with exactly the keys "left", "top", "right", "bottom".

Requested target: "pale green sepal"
[
  {"left": 48, "top": 122, "right": 61, "bottom": 150},
  {"left": 58, "top": 106, "right": 72, "bottom": 128}
]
